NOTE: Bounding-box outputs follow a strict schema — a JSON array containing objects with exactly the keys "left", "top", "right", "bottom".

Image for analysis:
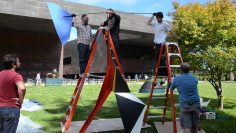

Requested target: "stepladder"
[
  {"left": 143, "top": 42, "right": 183, "bottom": 133},
  {"left": 61, "top": 29, "right": 126, "bottom": 133}
]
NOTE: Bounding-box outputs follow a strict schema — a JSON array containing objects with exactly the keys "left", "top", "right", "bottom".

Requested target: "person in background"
[
  {"left": 0, "top": 54, "right": 26, "bottom": 133},
  {"left": 36, "top": 72, "right": 41, "bottom": 86},
  {"left": 170, "top": 63, "right": 200, "bottom": 133}
]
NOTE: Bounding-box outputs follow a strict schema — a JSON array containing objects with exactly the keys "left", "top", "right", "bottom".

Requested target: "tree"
[
  {"left": 172, "top": 0, "right": 236, "bottom": 110},
  {"left": 193, "top": 47, "right": 236, "bottom": 110}
]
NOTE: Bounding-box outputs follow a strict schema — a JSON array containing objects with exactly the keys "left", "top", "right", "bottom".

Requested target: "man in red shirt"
[{"left": 0, "top": 54, "right": 26, "bottom": 133}]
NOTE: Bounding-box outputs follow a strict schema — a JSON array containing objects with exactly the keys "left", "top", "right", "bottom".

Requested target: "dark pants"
[
  {"left": 180, "top": 103, "right": 200, "bottom": 129},
  {"left": 155, "top": 44, "right": 167, "bottom": 76},
  {"left": 78, "top": 43, "right": 90, "bottom": 74},
  {"left": 0, "top": 107, "right": 20, "bottom": 133},
  {"left": 111, "top": 34, "right": 121, "bottom": 59}
]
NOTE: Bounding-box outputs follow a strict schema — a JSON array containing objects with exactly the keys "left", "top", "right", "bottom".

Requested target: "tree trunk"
[
  {"left": 217, "top": 79, "right": 223, "bottom": 110},
  {"left": 216, "top": 86, "right": 223, "bottom": 110},
  {"left": 230, "top": 72, "right": 235, "bottom": 81},
  {"left": 217, "top": 94, "right": 223, "bottom": 111}
]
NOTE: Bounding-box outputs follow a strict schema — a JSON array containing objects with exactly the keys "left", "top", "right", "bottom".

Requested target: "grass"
[{"left": 22, "top": 81, "right": 236, "bottom": 133}]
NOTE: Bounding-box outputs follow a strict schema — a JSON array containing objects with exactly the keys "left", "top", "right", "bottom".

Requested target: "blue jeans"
[
  {"left": 111, "top": 34, "right": 121, "bottom": 59},
  {"left": 155, "top": 44, "right": 167, "bottom": 76},
  {"left": 0, "top": 107, "right": 20, "bottom": 133},
  {"left": 78, "top": 43, "right": 91, "bottom": 74}
]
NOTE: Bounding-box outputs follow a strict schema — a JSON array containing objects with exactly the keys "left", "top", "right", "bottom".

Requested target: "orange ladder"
[
  {"left": 143, "top": 42, "right": 183, "bottom": 133},
  {"left": 61, "top": 29, "right": 125, "bottom": 132}
]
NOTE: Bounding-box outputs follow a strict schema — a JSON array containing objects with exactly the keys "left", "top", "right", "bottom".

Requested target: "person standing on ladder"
[
  {"left": 147, "top": 12, "right": 178, "bottom": 76},
  {"left": 100, "top": 8, "right": 121, "bottom": 58},
  {"left": 72, "top": 14, "right": 93, "bottom": 77},
  {"left": 170, "top": 63, "right": 200, "bottom": 133}
]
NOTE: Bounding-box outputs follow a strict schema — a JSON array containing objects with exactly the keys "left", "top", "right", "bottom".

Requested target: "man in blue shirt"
[{"left": 170, "top": 63, "right": 200, "bottom": 133}]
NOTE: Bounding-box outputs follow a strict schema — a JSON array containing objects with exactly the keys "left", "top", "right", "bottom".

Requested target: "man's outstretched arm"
[{"left": 147, "top": 14, "right": 155, "bottom": 26}]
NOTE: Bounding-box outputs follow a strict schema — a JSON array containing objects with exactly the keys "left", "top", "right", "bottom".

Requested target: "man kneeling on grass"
[
  {"left": 170, "top": 63, "right": 200, "bottom": 133},
  {"left": 0, "top": 54, "right": 26, "bottom": 133}
]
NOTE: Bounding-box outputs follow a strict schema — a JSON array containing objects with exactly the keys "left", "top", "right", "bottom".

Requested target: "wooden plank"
[
  {"left": 154, "top": 121, "right": 206, "bottom": 133},
  {"left": 61, "top": 118, "right": 151, "bottom": 133}
]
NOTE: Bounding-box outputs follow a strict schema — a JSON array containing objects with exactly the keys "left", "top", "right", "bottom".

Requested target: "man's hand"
[
  {"left": 16, "top": 81, "right": 26, "bottom": 106},
  {"left": 106, "top": 10, "right": 114, "bottom": 14},
  {"left": 153, "top": 45, "right": 156, "bottom": 50},
  {"left": 11, "top": 98, "right": 22, "bottom": 106},
  {"left": 100, "top": 22, "right": 104, "bottom": 26},
  {"left": 148, "top": 13, "right": 155, "bottom": 25},
  {"left": 71, "top": 13, "right": 77, "bottom": 17},
  {"left": 99, "top": 26, "right": 105, "bottom": 30}
]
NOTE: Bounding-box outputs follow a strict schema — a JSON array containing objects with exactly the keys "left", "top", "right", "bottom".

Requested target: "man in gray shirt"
[{"left": 72, "top": 14, "right": 93, "bottom": 76}]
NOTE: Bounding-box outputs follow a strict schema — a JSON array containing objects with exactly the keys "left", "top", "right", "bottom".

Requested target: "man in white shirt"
[
  {"left": 36, "top": 73, "right": 41, "bottom": 86},
  {"left": 147, "top": 12, "right": 178, "bottom": 75}
]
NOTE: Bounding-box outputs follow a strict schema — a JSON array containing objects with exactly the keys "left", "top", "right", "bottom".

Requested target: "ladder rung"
[
  {"left": 159, "top": 65, "right": 180, "bottom": 68},
  {"left": 150, "top": 106, "right": 166, "bottom": 109},
  {"left": 147, "top": 115, "right": 163, "bottom": 119},
  {"left": 72, "top": 96, "right": 76, "bottom": 100},
  {"left": 156, "top": 76, "right": 168, "bottom": 78},
  {"left": 159, "top": 66, "right": 166, "bottom": 68},
  {"left": 152, "top": 96, "right": 166, "bottom": 100},
  {"left": 174, "top": 103, "right": 180, "bottom": 107},
  {"left": 65, "top": 115, "right": 69, "bottom": 121},
  {"left": 166, "top": 42, "right": 178, "bottom": 46},
  {"left": 168, "top": 53, "right": 181, "bottom": 57},
  {"left": 68, "top": 105, "right": 72, "bottom": 110},
  {"left": 112, "top": 57, "right": 116, "bottom": 60},
  {"left": 170, "top": 65, "right": 180, "bottom": 68}
]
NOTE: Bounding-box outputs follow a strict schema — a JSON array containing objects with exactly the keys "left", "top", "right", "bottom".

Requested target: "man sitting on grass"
[{"left": 170, "top": 63, "right": 200, "bottom": 133}]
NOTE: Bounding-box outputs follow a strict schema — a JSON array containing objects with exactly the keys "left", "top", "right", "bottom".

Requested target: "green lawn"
[{"left": 22, "top": 81, "right": 236, "bottom": 133}]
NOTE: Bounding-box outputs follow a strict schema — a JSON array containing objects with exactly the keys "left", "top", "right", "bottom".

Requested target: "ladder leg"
[
  {"left": 63, "top": 78, "right": 82, "bottom": 123},
  {"left": 170, "top": 91, "right": 177, "bottom": 133},
  {"left": 79, "top": 89, "right": 111, "bottom": 133},
  {"left": 162, "top": 85, "right": 170, "bottom": 124},
  {"left": 63, "top": 31, "right": 101, "bottom": 131},
  {"left": 108, "top": 33, "right": 125, "bottom": 75},
  {"left": 64, "top": 77, "right": 86, "bottom": 131},
  {"left": 143, "top": 45, "right": 164, "bottom": 124},
  {"left": 177, "top": 46, "right": 183, "bottom": 63},
  {"left": 79, "top": 61, "right": 115, "bottom": 132}
]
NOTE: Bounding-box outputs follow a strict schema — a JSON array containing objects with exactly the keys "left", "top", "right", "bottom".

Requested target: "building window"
[{"left": 63, "top": 57, "right": 71, "bottom": 65}]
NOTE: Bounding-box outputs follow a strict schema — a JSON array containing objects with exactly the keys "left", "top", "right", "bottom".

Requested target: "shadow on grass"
[
  {"left": 137, "top": 94, "right": 236, "bottom": 133},
  {"left": 43, "top": 97, "right": 118, "bottom": 132},
  {"left": 199, "top": 96, "right": 236, "bottom": 133},
  {"left": 40, "top": 92, "right": 236, "bottom": 133},
  {"left": 43, "top": 95, "right": 157, "bottom": 133}
]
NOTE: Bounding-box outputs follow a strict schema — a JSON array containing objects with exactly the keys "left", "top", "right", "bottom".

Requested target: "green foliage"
[
  {"left": 192, "top": 47, "right": 236, "bottom": 88},
  {"left": 172, "top": 0, "right": 236, "bottom": 108},
  {"left": 173, "top": 0, "right": 236, "bottom": 57}
]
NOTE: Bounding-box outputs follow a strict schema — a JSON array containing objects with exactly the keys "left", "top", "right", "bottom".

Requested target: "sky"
[
  {"left": 65, "top": 0, "right": 208, "bottom": 41},
  {"left": 65, "top": 0, "right": 207, "bottom": 19}
]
